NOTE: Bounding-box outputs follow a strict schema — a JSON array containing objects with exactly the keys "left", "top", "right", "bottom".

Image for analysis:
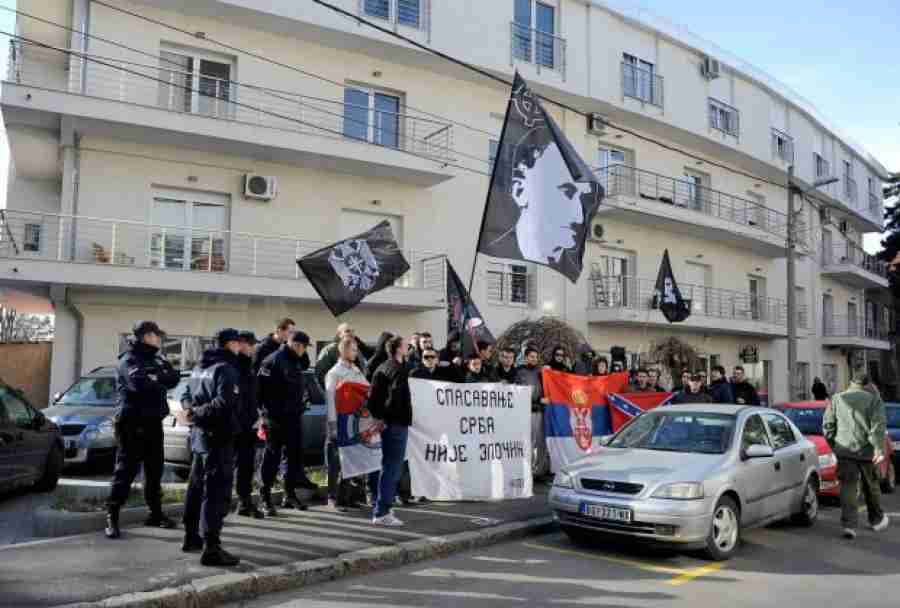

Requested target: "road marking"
[
  {"left": 349, "top": 584, "right": 527, "bottom": 601},
  {"left": 473, "top": 556, "right": 549, "bottom": 564},
  {"left": 667, "top": 563, "right": 725, "bottom": 586},
  {"left": 390, "top": 507, "right": 503, "bottom": 526},
  {"left": 321, "top": 592, "right": 390, "bottom": 600}
]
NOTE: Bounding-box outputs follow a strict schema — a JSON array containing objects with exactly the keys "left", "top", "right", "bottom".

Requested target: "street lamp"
[{"left": 786, "top": 165, "right": 839, "bottom": 401}]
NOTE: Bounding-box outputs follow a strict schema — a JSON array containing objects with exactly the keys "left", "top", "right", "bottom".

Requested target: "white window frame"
[
  {"left": 150, "top": 188, "right": 230, "bottom": 272},
  {"left": 487, "top": 261, "right": 532, "bottom": 307},
  {"left": 771, "top": 129, "right": 794, "bottom": 163},
  {"left": 622, "top": 53, "right": 659, "bottom": 105},
  {"left": 361, "top": 0, "right": 424, "bottom": 30},
  {"left": 158, "top": 44, "right": 234, "bottom": 118},
  {"left": 23, "top": 222, "right": 42, "bottom": 254},
  {"left": 343, "top": 84, "right": 404, "bottom": 148},
  {"left": 708, "top": 98, "right": 739, "bottom": 137}
]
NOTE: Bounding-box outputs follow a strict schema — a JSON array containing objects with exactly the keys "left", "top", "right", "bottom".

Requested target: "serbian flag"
[
  {"left": 335, "top": 382, "right": 384, "bottom": 478},
  {"left": 608, "top": 392, "right": 675, "bottom": 432},
  {"left": 542, "top": 370, "right": 629, "bottom": 472}
]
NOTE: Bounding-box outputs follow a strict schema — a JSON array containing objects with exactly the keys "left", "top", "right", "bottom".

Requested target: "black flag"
[
  {"left": 447, "top": 261, "right": 495, "bottom": 358},
  {"left": 476, "top": 73, "right": 603, "bottom": 284},
  {"left": 297, "top": 220, "right": 410, "bottom": 317},
  {"left": 654, "top": 250, "right": 691, "bottom": 323}
]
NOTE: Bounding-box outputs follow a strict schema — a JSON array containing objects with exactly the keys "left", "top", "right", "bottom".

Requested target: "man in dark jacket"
[
  {"left": 463, "top": 356, "right": 488, "bottom": 383},
  {"left": 234, "top": 331, "right": 264, "bottom": 519},
  {"left": 627, "top": 369, "right": 655, "bottom": 393},
  {"left": 253, "top": 318, "right": 306, "bottom": 374},
  {"left": 733, "top": 366, "right": 761, "bottom": 405},
  {"left": 477, "top": 341, "right": 499, "bottom": 382},
  {"left": 497, "top": 347, "right": 518, "bottom": 384},
  {"left": 673, "top": 374, "right": 714, "bottom": 404},
  {"left": 105, "top": 321, "right": 180, "bottom": 540},
  {"left": 812, "top": 377, "right": 829, "bottom": 401},
  {"left": 179, "top": 328, "right": 242, "bottom": 567},
  {"left": 516, "top": 348, "right": 550, "bottom": 479},
  {"left": 411, "top": 347, "right": 457, "bottom": 381},
  {"left": 708, "top": 366, "right": 735, "bottom": 403},
  {"left": 368, "top": 335, "right": 412, "bottom": 526},
  {"left": 316, "top": 323, "right": 375, "bottom": 386},
  {"left": 259, "top": 330, "right": 314, "bottom": 513}
]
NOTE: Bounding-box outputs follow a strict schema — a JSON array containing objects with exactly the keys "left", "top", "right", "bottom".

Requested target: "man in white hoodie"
[{"left": 324, "top": 337, "right": 371, "bottom": 512}]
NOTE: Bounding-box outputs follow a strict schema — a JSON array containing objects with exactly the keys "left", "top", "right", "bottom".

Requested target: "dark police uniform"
[
  {"left": 259, "top": 336, "right": 310, "bottom": 511},
  {"left": 181, "top": 330, "right": 242, "bottom": 566},
  {"left": 235, "top": 331, "right": 263, "bottom": 518},
  {"left": 105, "top": 321, "right": 179, "bottom": 539}
]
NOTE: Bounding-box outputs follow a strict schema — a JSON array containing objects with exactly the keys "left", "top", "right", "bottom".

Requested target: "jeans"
[
  {"left": 374, "top": 425, "right": 409, "bottom": 518},
  {"left": 108, "top": 422, "right": 164, "bottom": 511},
  {"left": 838, "top": 457, "right": 885, "bottom": 529}
]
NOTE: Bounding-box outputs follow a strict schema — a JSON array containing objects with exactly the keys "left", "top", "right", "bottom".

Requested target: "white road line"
[
  {"left": 390, "top": 508, "right": 503, "bottom": 525},
  {"left": 320, "top": 592, "right": 390, "bottom": 600},
  {"left": 350, "top": 584, "right": 527, "bottom": 601},
  {"left": 472, "top": 556, "right": 549, "bottom": 564},
  {"left": 412, "top": 568, "right": 634, "bottom": 592}
]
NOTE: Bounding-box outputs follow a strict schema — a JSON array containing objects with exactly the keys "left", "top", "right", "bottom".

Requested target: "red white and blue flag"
[
  {"left": 335, "top": 382, "right": 384, "bottom": 478},
  {"left": 608, "top": 392, "right": 675, "bottom": 432}
]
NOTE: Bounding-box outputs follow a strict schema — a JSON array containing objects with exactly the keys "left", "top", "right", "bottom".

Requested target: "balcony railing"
[
  {"left": 621, "top": 62, "right": 663, "bottom": 107},
  {"left": 597, "top": 165, "right": 791, "bottom": 241},
  {"left": 510, "top": 22, "right": 566, "bottom": 77},
  {"left": 821, "top": 242, "right": 888, "bottom": 278},
  {"left": 5, "top": 40, "right": 454, "bottom": 162},
  {"left": 0, "top": 209, "right": 446, "bottom": 291},
  {"left": 844, "top": 177, "right": 858, "bottom": 204},
  {"left": 486, "top": 270, "right": 534, "bottom": 307},
  {"left": 587, "top": 275, "right": 793, "bottom": 326},
  {"left": 823, "top": 314, "right": 890, "bottom": 341}
]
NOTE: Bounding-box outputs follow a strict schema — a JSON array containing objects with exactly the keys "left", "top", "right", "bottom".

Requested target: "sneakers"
[
  {"left": 200, "top": 545, "right": 241, "bottom": 567},
  {"left": 144, "top": 512, "right": 177, "bottom": 529},
  {"left": 181, "top": 533, "right": 204, "bottom": 553},
  {"left": 372, "top": 513, "right": 405, "bottom": 527},
  {"left": 237, "top": 502, "right": 265, "bottom": 519},
  {"left": 327, "top": 499, "right": 349, "bottom": 513},
  {"left": 281, "top": 493, "right": 308, "bottom": 511},
  {"left": 104, "top": 506, "right": 121, "bottom": 539},
  {"left": 871, "top": 515, "right": 890, "bottom": 532},
  {"left": 842, "top": 528, "right": 857, "bottom": 539}
]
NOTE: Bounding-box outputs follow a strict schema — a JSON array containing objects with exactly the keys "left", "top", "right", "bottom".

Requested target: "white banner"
[{"left": 408, "top": 379, "right": 533, "bottom": 501}]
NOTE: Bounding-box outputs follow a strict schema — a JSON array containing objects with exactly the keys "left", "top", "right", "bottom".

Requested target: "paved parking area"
[{"left": 234, "top": 492, "right": 900, "bottom": 608}]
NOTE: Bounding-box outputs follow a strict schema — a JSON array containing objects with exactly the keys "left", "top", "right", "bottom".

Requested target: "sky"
[{"left": 0, "top": 1, "right": 896, "bottom": 250}]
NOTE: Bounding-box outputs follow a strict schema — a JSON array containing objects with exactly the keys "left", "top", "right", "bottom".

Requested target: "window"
[
  {"left": 848, "top": 301, "right": 858, "bottom": 335},
  {"left": 741, "top": 415, "right": 771, "bottom": 452},
  {"left": 748, "top": 276, "right": 766, "bottom": 321},
  {"left": 598, "top": 146, "right": 633, "bottom": 196},
  {"left": 682, "top": 169, "right": 709, "bottom": 210},
  {"left": 512, "top": 0, "right": 559, "bottom": 70},
  {"left": 796, "top": 362, "right": 810, "bottom": 400},
  {"left": 157, "top": 47, "right": 232, "bottom": 118},
  {"left": 622, "top": 54, "right": 659, "bottom": 105},
  {"left": 0, "top": 386, "right": 33, "bottom": 429},
  {"left": 364, "top": 0, "right": 390, "bottom": 20},
  {"left": 771, "top": 129, "right": 793, "bottom": 163},
  {"left": 795, "top": 286, "right": 808, "bottom": 328},
  {"left": 708, "top": 98, "right": 739, "bottom": 137},
  {"left": 843, "top": 160, "right": 857, "bottom": 203},
  {"left": 489, "top": 139, "right": 499, "bottom": 171},
  {"left": 868, "top": 177, "right": 880, "bottom": 213},
  {"left": 23, "top": 223, "right": 42, "bottom": 253},
  {"left": 590, "top": 254, "right": 629, "bottom": 308},
  {"left": 814, "top": 153, "right": 830, "bottom": 179},
  {"left": 763, "top": 413, "right": 797, "bottom": 450},
  {"left": 363, "top": 0, "right": 421, "bottom": 28},
  {"left": 343, "top": 86, "right": 401, "bottom": 149},
  {"left": 150, "top": 189, "right": 229, "bottom": 272},
  {"left": 488, "top": 262, "right": 531, "bottom": 306}
]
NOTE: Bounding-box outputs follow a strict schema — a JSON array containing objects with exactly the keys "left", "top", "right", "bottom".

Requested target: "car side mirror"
[
  {"left": 743, "top": 444, "right": 774, "bottom": 460},
  {"left": 53, "top": 392, "right": 62, "bottom": 403}
]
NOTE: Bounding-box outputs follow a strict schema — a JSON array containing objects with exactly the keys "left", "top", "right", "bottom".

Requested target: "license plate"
[{"left": 580, "top": 502, "right": 632, "bottom": 523}]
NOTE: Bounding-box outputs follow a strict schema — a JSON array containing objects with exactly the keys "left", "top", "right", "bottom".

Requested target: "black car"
[{"left": 0, "top": 381, "right": 63, "bottom": 494}]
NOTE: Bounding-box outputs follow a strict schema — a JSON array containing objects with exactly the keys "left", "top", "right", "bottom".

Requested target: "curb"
[{"left": 54, "top": 514, "right": 555, "bottom": 608}]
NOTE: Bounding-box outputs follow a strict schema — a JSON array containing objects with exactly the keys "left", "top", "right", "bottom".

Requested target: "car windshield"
[
  {"left": 778, "top": 407, "right": 824, "bottom": 435},
  {"left": 608, "top": 411, "right": 736, "bottom": 454},
  {"left": 59, "top": 377, "right": 117, "bottom": 406},
  {"left": 886, "top": 406, "right": 900, "bottom": 429}
]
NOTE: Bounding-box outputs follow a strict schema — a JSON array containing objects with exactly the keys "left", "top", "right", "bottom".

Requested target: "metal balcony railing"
[
  {"left": 510, "top": 22, "right": 566, "bottom": 77},
  {"left": 0, "top": 209, "right": 447, "bottom": 291},
  {"left": 823, "top": 314, "right": 890, "bottom": 341},
  {"left": 4, "top": 40, "right": 454, "bottom": 163},
  {"left": 587, "top": 275, "right": 793, "bottom": 326},
  {"left": 621, "top": 62, "right": 663, "bottom": 107},
  {"left": 486, "top": 271, "right": 534, "bottom": 307},
  {"left": 821, "top": 242, "right": 888, "bottom": 278},
  {"left": 596, "top": 165, "right": 792, "bottom": 241},
  {"left": 844, "top": 177, "right": 858, "bottom": 204}
]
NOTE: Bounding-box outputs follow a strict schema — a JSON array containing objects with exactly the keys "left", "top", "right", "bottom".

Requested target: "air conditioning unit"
[
  {"left": 243, "top": 174, "right": 277, "bottom": 201},
  {"left": 588, "top": 113, "right": 608, "bottom": 136},
  {"left": 819, "top": 208, "right": 832, "bottom": 224},
  {"left": 701, "top": 56, "right": 721, "bottom": 80}
]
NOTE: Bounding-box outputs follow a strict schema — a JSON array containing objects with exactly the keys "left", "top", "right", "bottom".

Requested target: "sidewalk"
[{"left": 0, "top": 485, "right": 552, "bottom": 607}]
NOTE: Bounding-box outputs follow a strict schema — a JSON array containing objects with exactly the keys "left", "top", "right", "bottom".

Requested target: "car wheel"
[
  {"left": 34, "top": 445, "right": 63, "bottom": 492},
  {"left": 704, "top": 496, "right": 740, "bottom": 561},
  {"left": 792, "top": 476, "right": 819, "bottom": 527},
  {"left": 882, "top": 461, "right": 896, "bottom": 495}
]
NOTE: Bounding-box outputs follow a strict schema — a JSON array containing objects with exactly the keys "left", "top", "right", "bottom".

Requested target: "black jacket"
[
  {"left": 497, "top": 365, "right": 518, "bottom": 384},
  {"left": 258, "top": 344, "right": 308, "bottom": 420},
  {"left": 733, "top": 381, "right": 761, "bottom": 405},
  {"left": 254, "top": 335, "right": 309, "bottom": 376},
  {"left": 708, "top": 378, "right": 735, "bottom": 404},
  {"left": 363, "top": 332, "right": 395, "bottom": 383},
  {"left": 115, "top": 341, "right": 180, "bottom": 423},
  {"left": 672, "top": 390, "right": 714, "bottom": 404},
  {"left": 183, "top": 347, "right": 241, "bottom": 444},
  {"left": 368, "top": 359, "right": 412, "bottom": 426},
  {"left": 236, "top": 353, "right": 259, "bottom": 431},
  {"left": 410, "top": 365, "right": 457, "bottom": 382},
  {"left": 811, "top": 381, "right": 829, "bottom": 401},
  {"left": 463, "top": 370, "right": 488, "bottom": 383},
  {"left": 516, "top": 365, "right": 545, "bottom": 413},
  {"left": 480, "top": 362, "right": 499, "bottom": 383}
]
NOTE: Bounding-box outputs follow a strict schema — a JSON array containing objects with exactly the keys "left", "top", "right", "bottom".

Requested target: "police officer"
[
  {"left": 105, "top": 321, "right": 180, "bottom": 539},
  {"left": 235, "top": 331, "right": 264, "bottom": 519},
  {"left": 258, "top": 330, "right": 311, "bottom": 514},
  {"left": 179, "top": 328, "right": 242, "bottom": 567}
]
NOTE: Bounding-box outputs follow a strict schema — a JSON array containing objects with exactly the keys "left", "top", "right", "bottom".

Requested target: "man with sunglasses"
[{"left": 410, "top": 347, "right": 456, "bottom": 381}]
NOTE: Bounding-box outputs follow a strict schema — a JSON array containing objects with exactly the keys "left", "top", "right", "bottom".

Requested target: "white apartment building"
[{"left": 0, "top": 0, "right": 893, "bottom": 402}]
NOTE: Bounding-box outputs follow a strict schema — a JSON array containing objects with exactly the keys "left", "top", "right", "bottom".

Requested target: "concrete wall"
[{"left": 0, "top": 342, "right": 52, "bottom": 407}]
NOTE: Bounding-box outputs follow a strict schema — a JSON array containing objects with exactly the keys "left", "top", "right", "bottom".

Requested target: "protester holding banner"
[
  {"left": 627, "top": 369, "right": 656, "bottom": 393},
  {"left": 464, "top": 356, "right": 489, "bottom": 383},
  {"left": 411, "top": 347, "right": 453, "bottom": 381},
  {"left": 648, "top": 368, "right": 666, "bottom": 392},
  {"left": 516, "top": 348, "right": 551, "bottom": 479}
]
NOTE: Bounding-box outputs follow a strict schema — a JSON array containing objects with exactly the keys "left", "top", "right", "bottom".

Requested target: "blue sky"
[{"left": 0, "top": 1, "right": 896, "bottom": 249}]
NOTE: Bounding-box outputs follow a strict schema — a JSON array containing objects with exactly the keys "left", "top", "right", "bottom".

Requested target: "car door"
[
  {"left": 0, "top": 398, "right": 23, "bottom": 489},
  {"left": 763, "top": 412, "right": 806, "bottom": 516},
  {"left": 735, "top": 414, "right": 779, "bottom": 524},
  {"left": 0, "top": 386, "right": 43, "bottom": 481}
]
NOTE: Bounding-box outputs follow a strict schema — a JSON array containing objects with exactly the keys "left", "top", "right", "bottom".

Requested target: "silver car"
[{"left": 549, "top": 404, "right": 820, "bottom": 560}]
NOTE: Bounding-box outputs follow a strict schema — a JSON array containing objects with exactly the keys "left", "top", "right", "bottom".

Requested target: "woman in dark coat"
[{"left": 365, "top": 331, "right": 395, "bottom": 382}]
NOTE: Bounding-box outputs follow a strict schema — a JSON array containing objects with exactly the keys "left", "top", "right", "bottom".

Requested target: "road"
[{"left": 228, "top": 492, "right": 900, "bottom": 608}]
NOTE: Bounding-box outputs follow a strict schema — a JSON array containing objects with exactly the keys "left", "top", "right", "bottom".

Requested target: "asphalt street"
[{"left": 229, "top": 492, "right": 900, "bottom": 608}]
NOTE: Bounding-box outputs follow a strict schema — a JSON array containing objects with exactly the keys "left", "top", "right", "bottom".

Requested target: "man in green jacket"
[{"left": 823, "top": 374, "right": 890, "bottom": 539}]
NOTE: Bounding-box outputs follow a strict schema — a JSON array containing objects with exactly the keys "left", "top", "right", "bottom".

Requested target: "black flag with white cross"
[
  {"left": 446, "top": 260, "right": 495, "bottom": 358},
  {"left": 297, "top": 220, "right": 410, "bottom": 317},
  {"left": 654, "top": 249, "right": 691, "bottom": 323},
  {"left": 476, "top": 72, "right": 603, "bottom": 284}
]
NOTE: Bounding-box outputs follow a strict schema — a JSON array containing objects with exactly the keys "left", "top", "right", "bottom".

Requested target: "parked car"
[
  {"left": 776, "top": 401, "right": 895, "bottom": 496},
  {"left": 881, "top": 402, "right": 900, "bottom": 476},
  {"left": 549, "top": 404, "right": 820, "bottom": 561},
  {"left": 163, "top": 370, "right": 327, "bottom": 479},
  {"left": 43, "top": 367, "right": 119, "bottom": 470},
  {"left": 0, "top": 381, "right": 64, "bottom": 494}
]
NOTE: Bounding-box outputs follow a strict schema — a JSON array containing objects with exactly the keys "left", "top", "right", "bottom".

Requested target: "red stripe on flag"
[
  {"left": 335, "top": 382, "right": 370, "bottom": 415},
  {"left": 541, "top": 370, "right": 630, "bottom": 407}
]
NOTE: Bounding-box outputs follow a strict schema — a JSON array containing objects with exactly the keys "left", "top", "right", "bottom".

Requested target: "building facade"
[{"left": 0, "top": 0, "right": 893, "bottom": 401}]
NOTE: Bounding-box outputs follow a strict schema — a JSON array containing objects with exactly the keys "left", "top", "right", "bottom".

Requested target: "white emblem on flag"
[{"left": 329, "top": 239, "right": 381, "bottom": 292}]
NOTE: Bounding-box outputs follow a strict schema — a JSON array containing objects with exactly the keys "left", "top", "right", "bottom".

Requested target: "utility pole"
[{"left": 786, "top": 165, "right": 797, "bottom": 401}]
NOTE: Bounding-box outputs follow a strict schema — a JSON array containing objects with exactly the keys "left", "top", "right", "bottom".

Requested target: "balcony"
[
  {"left": 586, "top": 275, "right": 791, "bottom": 338},
  {"left": 510, "top": 22, "right": 566, "bottom": 78},
  {"left": 621, "top": 62, "right": 663, "bottom": 108},
  {"left": 596, "top": 165, "right": 793, "bottom": 256},
  {"left": 823, "top": 315, "right": 891, "bottom": 351},
  {"left": 2, "top": 40, "right": 455, "bottom": 187},
  {"left": 821, "top": 242, "right": 889, "bottom": 289},
  {"left": 0, "top": 209, "right": 446, "bottom": 310}
]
